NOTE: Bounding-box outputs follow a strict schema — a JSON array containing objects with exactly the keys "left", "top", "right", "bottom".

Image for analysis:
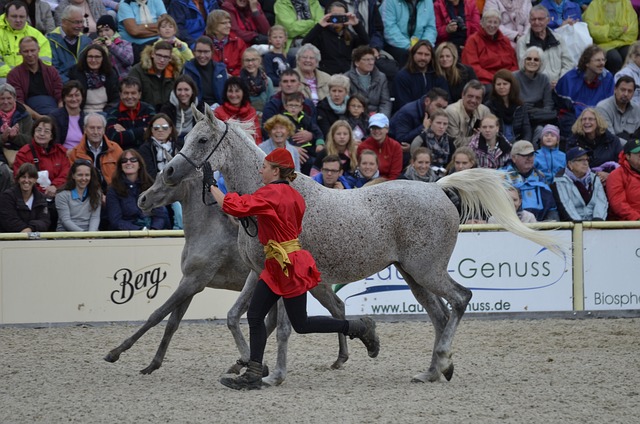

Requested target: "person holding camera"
[
  {"left": 300, "top": 1, "right": 369, "bottom": 75},
  {"left": 433, "top": 0, "right": 481, "bottom": 52}
]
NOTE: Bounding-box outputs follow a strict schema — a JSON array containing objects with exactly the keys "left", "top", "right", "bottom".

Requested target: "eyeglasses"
[
  {"left": 525, "top": 57, "right": 540, "bottom": 62},
  {"left": 243, "top": 58, "right": 259, "bottom": 63},
  {"left": 516, "top": 153, "right": 535, "bottom": 158},
  {"left": 121, "top": 157, "right": 139, "bottom": 163},
  {"left": 87, "top": 55, "right": 103, "bottom": 60},
  {"left": 35, "top": 128, "right": 52, "bottom": 134},
  {"left": 154, "top": 53, "right": 172, "bottom": 61},
  {"left": 153, "top": 124, "right": 170, "bottom": 131},
  {"left": 571, "top": 158, "right": 590, "bottom": 163},
  {"left": 321, "top": 168, "right": 341, "bottom": 174}
]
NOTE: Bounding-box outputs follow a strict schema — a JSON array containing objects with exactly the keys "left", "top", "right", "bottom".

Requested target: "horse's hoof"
[
  {"left": 103, "top": 351, "right": 120, "bottom": 363},
  {"left": 443, "top": 364, "right": 454, "bottom": 381},
  {"left": 330, "top": 357, "right": 348, "bottom": 369},
  {"left": 140, "top": 363, "right": 160, "bottom": 375},
  {"left": 262, "top": 364, "right": 270, "bottom": 377}
]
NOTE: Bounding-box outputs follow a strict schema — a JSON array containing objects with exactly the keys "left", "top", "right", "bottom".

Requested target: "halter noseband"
[{"left": 177, "top": 121, "right": 229, "bottom": 172}]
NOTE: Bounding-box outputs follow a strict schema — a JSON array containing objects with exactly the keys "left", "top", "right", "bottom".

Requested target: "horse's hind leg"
[
  {"left": 396, "top": 265, "right": 452, "bottom": 382},
  {"left": 104, "top": 277, "right": 203, "bottom": 364},
  {"left": 263, "top": 299, "right": 291, "bottom": 387},
  {"left": 399, "top": 266, "right": 472, "bottom": 382},
  {"left": 140, "top": 295, "right": 194, "bottom": 374},
  {"left": 309, "top": 284, "right": 349, "bottom": 369},
  {"left": 225, "top": 271, "right": 258, "bottom": 374}
]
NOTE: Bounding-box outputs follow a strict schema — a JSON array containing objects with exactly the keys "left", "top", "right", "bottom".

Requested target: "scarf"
[
  {"left": 213, "top": 36, "right": 228, "bottom": 53},
  {"left": 550, "top": 0, "right": 565, "bottom": 17},
  {"left": 177, "top": 105, "right": 194, "bottom": 136},
  {"left": 564, "top": 166, "right": 592, "bottom": 191},
  {"left": 0, "top": 103, "right": 16, "bottom": 132},
  {"left": 403, "top": 165, "right": 436, "bottom": 182},
  {"left": 85, "top": 71, "right": 106, "bottom": 90},
  {"left": 240, "top": 68, "right": 268, "bottom": 97},
  {"left": 152, "top": 137, "right": 173, "bottom": 172},
  {"left": 328, "top": 95, "right": 349, "bottom": 115},
  {"left": 291, "top": 0, "right": 311, "bottom": 20},
  {"left": 135, "top": 0, "right": 154, "bottom": 24}
]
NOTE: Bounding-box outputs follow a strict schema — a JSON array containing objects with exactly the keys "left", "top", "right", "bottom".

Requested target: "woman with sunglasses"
[
  {"left": 55, "top": 159, "right": 102, "bottom": 231},
  {"left": 105, "top": 149, "right": 169, "bottom": 230},
  {"left": 138, "top": 114, "right": 181, "bottom": 180}
]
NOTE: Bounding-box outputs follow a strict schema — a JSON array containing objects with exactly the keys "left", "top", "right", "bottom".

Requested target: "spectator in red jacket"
[
  {"left": 221, "top": 0, "right": 271, "bottom": 45},
  {"left": 357, "top": 113, "right": 403, "bottom": 180},
  {"left": 461, "top": 9, "right": 518, "bottom": 85},
  {"left": 606, "top": 139, "right": 640, "bottom": 220},
  {"left": 434, "top": 0, "right": 481, "bottom": 52},
  {"left": 213, "top": 76, "right": 262, "bottom": 144}
]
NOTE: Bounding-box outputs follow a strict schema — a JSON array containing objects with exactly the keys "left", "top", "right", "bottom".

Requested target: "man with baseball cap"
[
  {"left": 606, "top": 139, "right": 640, "bottom": 220},
  {"left": 502, "top": 139, "right": 559, "bottom": 221}
]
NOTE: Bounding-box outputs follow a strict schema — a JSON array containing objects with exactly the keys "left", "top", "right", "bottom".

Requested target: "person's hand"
[
  {"left": 202, "top": 161, "right": 217, "bottom": 191},
  {"left": 346, "top": 12, "right": 358, "bottom": 26},
  {"left": 295, "top": 146, "right": 309, "bottom": 163},
  {"left": 319, "top": 13, "right": 332, "bottom": 28},
  {"left": 596, "top": 171, "right": 609, "bottom": 185},
  {"left": 113, "top": 124, "right": 126, "bottom": 132},
  {"left": 291, "top": 129, "right": 312, "bottom": 144},
  {"left": 248, "top": 0, "right": 260, "bottom": 12},
  {"left": 401, "top": 142, "right": 411, "bottom": 152},
  {"left": 44, "top": 185, "right": 57, "bottom": 198},
  {"left": 20, "top": 227, "right": 33, "bottom": 233},
  {"left": 8, "top": 124, "right": 19, "bottom": 138},
  {"left": 422, "top": 116, "right": 431, "bottom": 130},
  {"left": 315, "top": 144, "right": 325, "bottom": 154},
  {"left": 334, "top": 181, "right": 345, "bottom": 190},
  {"left": 446, "top": 20, "right": 458, "bottom": 34}
]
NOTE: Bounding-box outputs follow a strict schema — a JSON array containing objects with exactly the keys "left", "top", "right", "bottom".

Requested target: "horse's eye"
[{"left": 198, "top": 137, "right": 208, "bottom": 144}]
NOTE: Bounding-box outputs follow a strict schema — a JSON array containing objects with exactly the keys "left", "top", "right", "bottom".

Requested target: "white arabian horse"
[
  {"left": 162, "top": 106, "right": 563, "bottom": 383},
  {"left": 104, "top": 169, "right": 349, "bottom": 384}
]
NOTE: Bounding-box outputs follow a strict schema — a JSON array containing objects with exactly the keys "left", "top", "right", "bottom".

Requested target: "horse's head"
[
  {"left": 163, "top": 104, "right": 227, "bottom": 185},
  {"left": 138, "top": 170, "right": 198, "bottom": 212}
]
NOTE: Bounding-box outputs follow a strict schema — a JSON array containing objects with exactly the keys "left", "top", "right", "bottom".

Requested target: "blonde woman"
[{"left": 311, "top": 120, "right": 358, "bottom": 181}]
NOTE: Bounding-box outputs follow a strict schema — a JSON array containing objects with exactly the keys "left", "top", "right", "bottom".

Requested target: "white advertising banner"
[
  {"left": 583, "top": 229, "right": 640, "bottom": 310},
  {"left": 0, "top": 238, "right": 239, "bottom": 324},
  {"left": 308, "top": 231, "right": 573, "bottom": 316}
]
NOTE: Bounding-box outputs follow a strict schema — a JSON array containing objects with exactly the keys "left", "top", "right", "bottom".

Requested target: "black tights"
[{"left": 247, "top": 280, "right": 349, "bottom": 364}]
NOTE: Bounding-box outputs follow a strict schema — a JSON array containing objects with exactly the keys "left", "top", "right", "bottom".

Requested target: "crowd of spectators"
[{"left": 1, "top": 0, "right": 640, "bottom": 234}]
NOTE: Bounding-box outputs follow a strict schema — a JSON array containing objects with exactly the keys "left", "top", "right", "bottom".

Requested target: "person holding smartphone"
[{"left": 301, "top": 1, "right": 369, "bottom": 75}]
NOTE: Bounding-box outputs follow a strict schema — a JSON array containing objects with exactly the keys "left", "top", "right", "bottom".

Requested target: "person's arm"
[
  {"left": 108, "top": 39, "right": 135, "bottom": 67},
  {"left": 106, "top": 187, "right": 141, "bottom": 230},
  {"left": 0, "top": 191, "right": 29, "bottom": 232},
  {"left": 55, "top": 191, "right": 84, "bottom": 232},
  {"left": 274, "top": 0, "right": 318, "bottom": 39},
  {"left": 591, "top": 176, "right": 609, "bottom": 221},
  {"left": 606, "top": 169, "right": 640, "bottom": 220},
  {"left": 387, "top": 140, "right": 404, "bottom": 180},
  {"left": 88, "top": 203, "right": 101, "bottom": 232}
]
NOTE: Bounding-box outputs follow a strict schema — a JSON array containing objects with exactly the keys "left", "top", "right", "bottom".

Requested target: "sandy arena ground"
[{"left": 1, "top": 317, "right": 639, "bottom": 423}]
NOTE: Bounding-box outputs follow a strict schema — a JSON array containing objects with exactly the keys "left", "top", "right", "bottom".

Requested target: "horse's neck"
[
  {"left": 180, "top": 181, "right": 219, "bottom": 234},
  {"left": 219, "top": 138, "right": 263, "bottom": 195}
]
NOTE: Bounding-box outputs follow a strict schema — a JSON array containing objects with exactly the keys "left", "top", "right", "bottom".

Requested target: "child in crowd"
[
  {"left": 95, "top": 15, "right": 134, "bottom": 80},
  {"left": 534, "top": 124, "right": 566, "bottom": 186},
  {"left": 488, "top": 186, "right": 537, "bottom": 224},
  {"left": 157, "top": 14, "right": 194, "bottom": 64},
  {"left": 282, "top": 92, "right": 324, "bottom": 175},
  {"left": 344, "top": 94, "right": 369, "bottom": 144},
  {"left": 263, "top": 25, "right": 293, "bottom": 87},
  {"left": 446, "top": 146, "right": 477, "bottom": 174},
  {"left": 410, "top": 108, "right": 450, "bottom": 170}
]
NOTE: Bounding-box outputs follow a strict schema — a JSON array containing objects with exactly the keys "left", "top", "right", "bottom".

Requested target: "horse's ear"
[
  {"left": 205, "top": 104, "right": 216, "bottom": 124},
  {"left": 193, "top": 103, "right": 205, "bottom": 121}
]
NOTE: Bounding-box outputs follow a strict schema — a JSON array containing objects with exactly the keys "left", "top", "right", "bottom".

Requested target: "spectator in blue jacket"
[
  {"left": 181, "top": 36, "right": 228, "bottom": 107},
  {"left": 168, "top": 0, "right": 219, "bottom": 48},
  {"left": 539, "top": 0, "right": 582, "bottom": 30},
  {"left": 46, "top": 5, "right": 92, "bottom": 83},
  {"left": 534, "top": 124, "right": 566, "bottom": 186},
  {"left": 380, "top": 0, "right": 437, "bottom": 68},
  {"left": 106, "top": 149, "right": 169, "bottom": 230}
]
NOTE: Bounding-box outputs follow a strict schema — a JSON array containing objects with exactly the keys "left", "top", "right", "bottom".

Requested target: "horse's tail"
[{"left": 436, "top": 168, "right": 566, "bottom": 256}]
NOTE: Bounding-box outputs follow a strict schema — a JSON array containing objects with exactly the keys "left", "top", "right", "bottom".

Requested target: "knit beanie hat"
[
  {"left": 541, "top": 124, "right": 560, "bottom": 139},
  {"left": 96, "top": 15, "right": 117, "bottom": 32}
]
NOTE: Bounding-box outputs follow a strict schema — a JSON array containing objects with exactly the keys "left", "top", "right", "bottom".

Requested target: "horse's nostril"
[{"left": 166, "top": 167, "right": 173, "bottom": 177}]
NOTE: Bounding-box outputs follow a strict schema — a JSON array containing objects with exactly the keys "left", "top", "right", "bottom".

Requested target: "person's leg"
[
  {"left": 247, "top": 280, "right": 281, "bottom": 364},
  {"left": 220, "top": 280, "right": 279, "bottom": 390},
  {"left": 283, "top": 292, "right": 380, "bottom": 358}
]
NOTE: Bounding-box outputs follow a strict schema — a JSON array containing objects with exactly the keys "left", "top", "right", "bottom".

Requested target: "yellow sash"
[{"left": 264, "top": 239, "right": 301, "bottom": 277}]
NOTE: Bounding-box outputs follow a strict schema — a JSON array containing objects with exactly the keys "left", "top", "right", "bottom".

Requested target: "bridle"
[
  {"left": 176, "top": 122, "right": 229, "bottom": 206},
  {"left": 174, "top": 121, "right": 258, "bottom": 237}
]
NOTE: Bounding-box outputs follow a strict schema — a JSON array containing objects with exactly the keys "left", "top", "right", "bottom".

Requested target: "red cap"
[{"left": 265, "top": 148, "right": 295, "bottom": 169}]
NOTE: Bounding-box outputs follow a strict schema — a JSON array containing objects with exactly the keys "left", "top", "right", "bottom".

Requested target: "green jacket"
[{"left": 0, "top": 14, "right": 52, "bottom": 77}]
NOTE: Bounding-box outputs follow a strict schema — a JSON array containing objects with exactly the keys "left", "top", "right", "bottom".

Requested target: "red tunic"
[{"left": 222, "top": 182, "right": 321, "bottom": 298}]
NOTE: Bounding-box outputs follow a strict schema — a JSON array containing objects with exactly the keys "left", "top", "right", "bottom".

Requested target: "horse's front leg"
[
  {"left": 104, "top": 276, "right": 199, "bottom": 364},
  {"left": 140, "top": 295, "right": 194, "bottom": 374},
  {"left": 309, "top": 284, "right": 349, "bottom": 369}
]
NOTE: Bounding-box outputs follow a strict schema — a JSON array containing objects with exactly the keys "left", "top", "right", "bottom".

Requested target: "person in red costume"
[{"left": 205, "top": 148, "right": 380, "bottom": 390}]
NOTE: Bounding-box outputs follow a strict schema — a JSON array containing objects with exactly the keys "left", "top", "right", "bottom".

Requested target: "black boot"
[
  {"left": 219, "top": 360, "right": 263, "bottom": 390},
  {"left": 347, "top": 317, "right": 380, "bottom": 358}
]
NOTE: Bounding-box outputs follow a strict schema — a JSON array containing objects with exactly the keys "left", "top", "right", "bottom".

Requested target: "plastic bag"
[{"left": 553, "top": 22, "right": 593, "bottom": 65}]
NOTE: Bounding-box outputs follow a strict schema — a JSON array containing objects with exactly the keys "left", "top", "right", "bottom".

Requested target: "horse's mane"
[{"left": 224, "top": 118, "right": 256, "bottom": 138}]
